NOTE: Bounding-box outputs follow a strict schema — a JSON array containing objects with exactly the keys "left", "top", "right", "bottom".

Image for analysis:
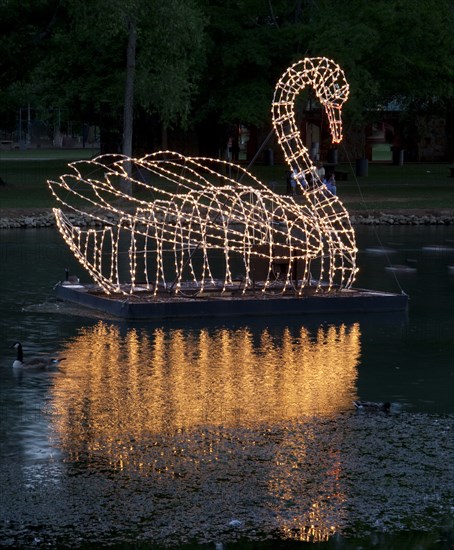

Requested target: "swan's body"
[
  {"left": 48, "top": 57, "right": 357, "bottom": 296},
  {"left": 11, "top": 342, "right": 65, "bottom": 369},
  {"left": 50, "top": 154, "right": 323, "bottom": 295}
]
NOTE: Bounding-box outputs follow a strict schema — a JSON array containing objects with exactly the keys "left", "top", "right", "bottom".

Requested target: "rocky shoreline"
[{"left": 1, "top": 208, "right": 454, "bottom": 229}]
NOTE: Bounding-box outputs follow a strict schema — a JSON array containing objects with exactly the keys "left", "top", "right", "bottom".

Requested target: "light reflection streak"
[
  {"left": 269, "top": 420, "right": 348, "bottom": 543},
  {"left": 48, "top": 321, "right": 361, "bottom": 542},
  {"left": 54, "top": 322, "right": 359, "bottom": 426}
]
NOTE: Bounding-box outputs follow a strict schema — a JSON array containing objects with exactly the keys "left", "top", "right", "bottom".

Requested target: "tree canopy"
[{"left": 0, "top": 0, "right": 453, "bottom": 152}]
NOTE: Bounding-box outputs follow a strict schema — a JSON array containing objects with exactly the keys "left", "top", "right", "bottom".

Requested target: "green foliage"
[
  {"left": 194, "top": 0, "right": 308, "bottom": 126},
  {"left": 0, "top": 0, "right": 206, "bottom": 139},
  {"left": 0, "top": 0, "right": 453, "bottom": 148},
  {"left": 135, "top": 0, "right": 207, "bottom": 129}
]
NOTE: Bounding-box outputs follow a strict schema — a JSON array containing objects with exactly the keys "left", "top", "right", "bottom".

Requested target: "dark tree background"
[{"left": 0, "top": 0, "right": 453, "bottom": 156}]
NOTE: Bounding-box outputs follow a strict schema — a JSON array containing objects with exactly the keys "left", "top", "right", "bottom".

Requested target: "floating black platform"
[{"left": 55, "top": 282, "right": 408, "bottom": 320}]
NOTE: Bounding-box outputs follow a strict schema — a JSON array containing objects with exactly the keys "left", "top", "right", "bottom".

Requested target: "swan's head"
[
  {"left": 313, "top": 60, "right": 350, "bottom": 144},
  {"left": 325, "top": 101, "right": 344, "bottom": 144}
]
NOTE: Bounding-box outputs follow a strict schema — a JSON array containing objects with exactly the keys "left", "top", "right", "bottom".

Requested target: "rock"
[{"left": 1, "top": 209, "right": 454, "bottom": 229}]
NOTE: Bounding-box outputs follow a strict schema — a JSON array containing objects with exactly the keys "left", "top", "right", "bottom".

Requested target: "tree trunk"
[
  {"left": 161, "top": 124, "right": 168, "bottom": 151},
  {"left": 121, "top": 16, "right": 137, "bottom": 195}
]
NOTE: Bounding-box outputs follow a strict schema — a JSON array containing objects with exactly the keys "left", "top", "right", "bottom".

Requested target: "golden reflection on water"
[
  {"left": 49, "top": 321, "right": 361, "bottom": 543},
  {"left": 51, "top": 320, "right": 360, "bottom": 434}
]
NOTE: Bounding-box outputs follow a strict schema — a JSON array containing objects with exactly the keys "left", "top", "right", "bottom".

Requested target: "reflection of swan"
[
  {"left": 50, "top": 321, "right": 360, "bottom": 436},
  {"left": 47, "top": 320, "right": 360, "bottom": 542},
  {"left": 48, "top": 57, "right": 357, "bottom": 296}
]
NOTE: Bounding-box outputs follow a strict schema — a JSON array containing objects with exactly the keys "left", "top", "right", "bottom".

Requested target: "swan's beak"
[{"left": 325, "top": 104, "right": 343, "bottom": 144}]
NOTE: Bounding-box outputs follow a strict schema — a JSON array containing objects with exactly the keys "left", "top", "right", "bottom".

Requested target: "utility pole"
[{"left": 121, "top": 15, "right": 137, "bottom": 195}]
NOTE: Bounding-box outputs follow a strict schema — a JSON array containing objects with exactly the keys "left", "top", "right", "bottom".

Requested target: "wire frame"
[{"left": 48, "top": 58, "right": 357, "bottom": 296}]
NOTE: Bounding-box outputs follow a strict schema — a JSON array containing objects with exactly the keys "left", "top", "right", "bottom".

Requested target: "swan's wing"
[{"left": 49, "top": 152, "right": 335, "bottom": 294}]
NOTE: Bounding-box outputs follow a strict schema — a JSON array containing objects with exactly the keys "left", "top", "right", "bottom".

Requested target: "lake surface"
[{"left": 0, "top": 226, "right": 453, "bottom": 549}]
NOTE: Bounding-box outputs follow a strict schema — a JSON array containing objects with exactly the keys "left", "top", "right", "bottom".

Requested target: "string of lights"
[
  {"left": 272, "top": 57, "right": 358, "bottom": 290},
  {"left": 48, "top": 57, "right": 358, "bottom": 297}
]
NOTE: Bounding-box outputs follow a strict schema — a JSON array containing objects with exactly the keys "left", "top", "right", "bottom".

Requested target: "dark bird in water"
[
  {"left": 64, "top": 268, "right": 79, "bottom": 284},
  {"left": 10, "top": 342, "right": 66, "bottom": 369},
  {"left": 353, "top": 400, "right": 391, "bottom": 413}
]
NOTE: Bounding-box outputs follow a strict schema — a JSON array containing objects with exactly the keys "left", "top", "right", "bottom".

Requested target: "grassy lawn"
[
  {"left": 339, "top": 162, "right": 454, "bottom": 211},
  {"left": 251, "top": 162, "right": 454, "bottom": 212},
  {"left": 1, "top": 148, "right": 453, "bottom": 212},
  {"left": 0, "top": 148, "right": 98, "bottom": 208}
]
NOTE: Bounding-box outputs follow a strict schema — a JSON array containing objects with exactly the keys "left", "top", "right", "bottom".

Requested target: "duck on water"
[
  {"left": 353, "top": 400, "right": 391, "bottom": 413},
  {"left": 11, "top": 342, "right": 66, "bottom": 369}
]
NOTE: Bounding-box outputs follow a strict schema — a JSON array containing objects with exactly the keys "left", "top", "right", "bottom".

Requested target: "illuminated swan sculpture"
[
  {"left": 272, "top": 57, "right": 357, "bottom": 288},
  {"left": 48, "top": 57, "right": 357, "bottom": 296}
]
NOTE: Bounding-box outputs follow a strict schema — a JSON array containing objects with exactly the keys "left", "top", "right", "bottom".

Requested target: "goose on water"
[
  {"left": 353, "top": 400, "right": 391, "bottom": 413},
  {"left": 10, "top": 342, "right": 66, "bottom": 369}
]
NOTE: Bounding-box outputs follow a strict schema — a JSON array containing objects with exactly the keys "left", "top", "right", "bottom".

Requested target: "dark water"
[{"left": 0, "top": 226, "right": 453, "bottom": 549}]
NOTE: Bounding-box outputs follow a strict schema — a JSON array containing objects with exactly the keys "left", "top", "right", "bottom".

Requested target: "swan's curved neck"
[{"left": 272, "top": 59, "right": 325, "bottom": 180}]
